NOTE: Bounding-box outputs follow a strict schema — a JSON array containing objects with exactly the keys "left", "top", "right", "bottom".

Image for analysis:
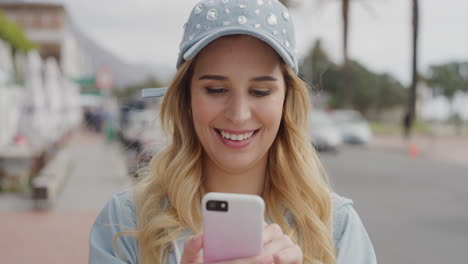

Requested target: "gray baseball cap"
[{"left": 142, "top": 0, "right": 297, "bottom": 98}]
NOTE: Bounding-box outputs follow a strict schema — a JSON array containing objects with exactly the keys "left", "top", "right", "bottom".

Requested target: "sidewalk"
[
  {"left": 52, "top": 130, "right": 131, "bottom": 211},
  {"left": 0, "top": 129, "right": 132, "bottom": 264},
  {"left": 369, "top": 135, "right": 468, "bottom": 168}
]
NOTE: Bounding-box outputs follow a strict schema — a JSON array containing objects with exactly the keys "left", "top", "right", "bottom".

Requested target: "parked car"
[
  {"left": 330, "top": 110, "right": 372, "bottom": 144},
  {"left": 310, "top": 110, "right": 342, "bottom": 152},
  {"left": 118, "top": 108, "right": 166, "bottom": 176}
]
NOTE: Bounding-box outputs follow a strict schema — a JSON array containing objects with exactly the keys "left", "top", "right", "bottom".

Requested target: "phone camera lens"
[
  {"left": 206, "top": 200, "right": 228, "bottom": 211},
  {"left": 207, "top": 201, "right": 216, "bottom": 209}
]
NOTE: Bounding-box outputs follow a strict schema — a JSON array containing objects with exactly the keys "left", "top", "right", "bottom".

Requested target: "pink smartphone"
[{"left": 202, "top": 192, "right": 265, "bottom": 263}]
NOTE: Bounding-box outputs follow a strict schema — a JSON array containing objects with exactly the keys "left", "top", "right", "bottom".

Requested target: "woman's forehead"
[{"left": 193, "top": 35, "right": 283, "bottom": 75}]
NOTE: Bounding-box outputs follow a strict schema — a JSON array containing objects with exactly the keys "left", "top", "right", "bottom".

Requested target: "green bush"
[{"left": 370, "top": 120, "right": 430, "bottom": 135}]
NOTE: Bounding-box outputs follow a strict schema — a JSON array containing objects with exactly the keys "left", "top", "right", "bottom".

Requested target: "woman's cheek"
[{"left": 258, "top": 100, "right": 284, "bottom": 129}]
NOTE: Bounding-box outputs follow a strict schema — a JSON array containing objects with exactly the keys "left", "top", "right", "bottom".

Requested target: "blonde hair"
[{"left": 116, "top": 57, "right": 336, "bottom": 264}]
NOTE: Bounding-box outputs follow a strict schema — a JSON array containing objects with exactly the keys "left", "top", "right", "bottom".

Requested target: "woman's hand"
[
  {"left": 262, "top": 223, "right": 303, "bottom": 264},
  {"left": 181, "top": 233, "right": 204, "bottom": 264},
  {"left": 181, "top": 223, "right": 303, "bottom": 264}
]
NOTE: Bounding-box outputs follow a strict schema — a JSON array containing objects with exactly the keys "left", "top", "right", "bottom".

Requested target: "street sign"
[{"left": 74, "top": 76, "right": 95, "bottom": 86}]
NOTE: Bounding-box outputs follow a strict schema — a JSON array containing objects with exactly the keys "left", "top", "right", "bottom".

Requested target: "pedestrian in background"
[{"left": 89, "top": 1, "right": 376, "bottom": 263}]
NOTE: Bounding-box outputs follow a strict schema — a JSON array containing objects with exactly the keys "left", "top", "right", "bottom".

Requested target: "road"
[{"left": 320, "top": 145, "right": 468, "bottom": 264}]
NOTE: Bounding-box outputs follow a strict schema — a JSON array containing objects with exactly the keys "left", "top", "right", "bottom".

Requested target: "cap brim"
[
  {"left": 181, "top": 26, "right": 297, "bottom": 73},
  {"left": 141, "top": 87, "right": 168, "bottom": 98}
]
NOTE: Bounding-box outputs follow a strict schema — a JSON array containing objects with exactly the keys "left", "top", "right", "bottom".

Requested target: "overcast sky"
[{"left": 63, "top": 0, "right": 468, "bottom": 85}]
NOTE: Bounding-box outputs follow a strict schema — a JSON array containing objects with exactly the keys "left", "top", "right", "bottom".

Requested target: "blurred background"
[{"left": 0, "top": 0, "right": 467, "bottom": 263}]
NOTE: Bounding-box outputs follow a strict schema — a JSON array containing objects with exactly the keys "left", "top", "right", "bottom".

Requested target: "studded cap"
[
  {"left": 179, "top": 0, "right": 297, "bottom": 72},
  {"left": 142, "top": 0, "right": 297, "bottom": 98}
]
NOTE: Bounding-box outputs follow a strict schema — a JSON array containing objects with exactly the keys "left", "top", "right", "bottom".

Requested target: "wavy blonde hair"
[{"left": 116, "top": 56, "right": 336, "bottom": 263}]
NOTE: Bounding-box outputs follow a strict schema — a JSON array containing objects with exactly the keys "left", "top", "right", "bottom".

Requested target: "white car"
[
  {"left": 310, "top": 110, "right": 343, "bottom": 151},
  {"left": 118, "top": 108, "right": 166, "bottom": 176},
  {"left": 330, "top": 110, "right": 372, "bottom": 144}
]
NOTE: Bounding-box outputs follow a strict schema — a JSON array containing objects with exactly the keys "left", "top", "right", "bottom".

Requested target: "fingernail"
[
  {"left": 189, "top": 235, "right": 197, "bottom": 243},
  {"left": 189, "top": 233, "right": 202, "bottom": 244}
]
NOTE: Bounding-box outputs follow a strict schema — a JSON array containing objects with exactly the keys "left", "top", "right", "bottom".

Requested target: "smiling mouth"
[{"left": 215, "top": 129, "right": 260, "bottom": 141}]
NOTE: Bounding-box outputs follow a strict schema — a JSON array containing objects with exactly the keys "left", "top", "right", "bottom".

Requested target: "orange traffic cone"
[{"left": 408, "top": 143, "right": 420, "bottom": 157}]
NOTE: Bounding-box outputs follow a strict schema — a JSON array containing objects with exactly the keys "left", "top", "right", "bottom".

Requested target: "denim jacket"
[{"left": 89, "top": 191, "right": 377, "bottom": 263}]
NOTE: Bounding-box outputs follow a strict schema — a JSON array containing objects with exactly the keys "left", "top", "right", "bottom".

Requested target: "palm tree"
[
  {"left": 280, "top": 0, "right": 362, "bottom": 109},
  {"left": 340, "top": 0, "right": 351, "bottom": 108},
  {"left": 404, "top": 0, "right": 419, "bottom": 138}
]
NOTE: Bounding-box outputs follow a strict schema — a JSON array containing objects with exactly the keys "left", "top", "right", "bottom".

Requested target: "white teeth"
[{"left": 219, "top": 130, "right": 255, "bottom": 141}]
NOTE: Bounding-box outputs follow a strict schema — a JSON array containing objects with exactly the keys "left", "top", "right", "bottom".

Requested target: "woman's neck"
[{"left": 203, "top": 154, "right": 268, "bottom": 196}]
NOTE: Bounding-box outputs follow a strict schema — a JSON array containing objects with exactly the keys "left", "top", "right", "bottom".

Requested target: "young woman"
[{"left": 89, "top": 1, "right": 376, "bottom": 263}]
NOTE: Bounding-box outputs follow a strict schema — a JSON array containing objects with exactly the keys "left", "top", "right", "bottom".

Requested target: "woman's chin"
[{"left": 214, "top": 157, "right": 257, "bottom": 173}]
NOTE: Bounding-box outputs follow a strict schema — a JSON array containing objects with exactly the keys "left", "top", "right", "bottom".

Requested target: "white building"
[{"left": 0, "top": 0, "right": 91, "bottom": 80}]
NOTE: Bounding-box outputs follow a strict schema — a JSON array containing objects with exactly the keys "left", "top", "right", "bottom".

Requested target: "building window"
[
  {"left": 43, "top": 13, "right": 53, "bottom": 28},
  {"left": 23, "top": 13, "right": 33, "bottom": 29},
  {"left": 50, "top": 13, "right": 62, "bottom": 29},
  {"left": 14, "top": 10, "right": 25, "bottom": 28},
  {"left": 32, "top": 12, "right": 42, "bottom": 29}
]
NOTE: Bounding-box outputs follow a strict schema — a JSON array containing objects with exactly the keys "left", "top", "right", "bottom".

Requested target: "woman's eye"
[
  {"left": 250, "top": 89, "right": 271, "bottom": 97},
  {"left": 205, "top": 87, "right": 227, "bottom": 94}
]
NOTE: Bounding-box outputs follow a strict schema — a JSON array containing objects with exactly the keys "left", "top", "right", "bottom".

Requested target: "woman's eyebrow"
[
  {"left": 198, "top": 75, "right": 278, "bottom": 82},
  {"left": 250, "top": 76, "right": 278, "bottom": 82},
  {"left": 198, "top": 75, "right": 228, "bottom": 81}
]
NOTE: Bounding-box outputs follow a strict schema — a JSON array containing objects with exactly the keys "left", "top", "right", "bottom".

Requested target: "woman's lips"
[{"left": 214, "top": 128, "right": 259, "bottom": 149}]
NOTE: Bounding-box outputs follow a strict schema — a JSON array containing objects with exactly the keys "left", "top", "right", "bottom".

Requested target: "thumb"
[{"left": 181, "top": 233, "right": 203, "bottom": 264}]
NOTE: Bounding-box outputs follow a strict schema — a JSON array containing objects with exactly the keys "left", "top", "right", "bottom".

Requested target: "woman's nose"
[{"left": 224, "top": 93, "right": 251, "bottom": 125}]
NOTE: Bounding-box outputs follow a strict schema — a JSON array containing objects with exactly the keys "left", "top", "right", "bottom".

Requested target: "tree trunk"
[
  {"left": 340, "top": 0, "right": 351, "bottom": 108},
  {"left": 404, "top": 0, "right": 419, "bottom": 138}
]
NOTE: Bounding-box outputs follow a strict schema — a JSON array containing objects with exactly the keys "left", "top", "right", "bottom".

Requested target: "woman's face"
[{"left": 190, "top": 35, "right": 286, "bottom": 173}]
